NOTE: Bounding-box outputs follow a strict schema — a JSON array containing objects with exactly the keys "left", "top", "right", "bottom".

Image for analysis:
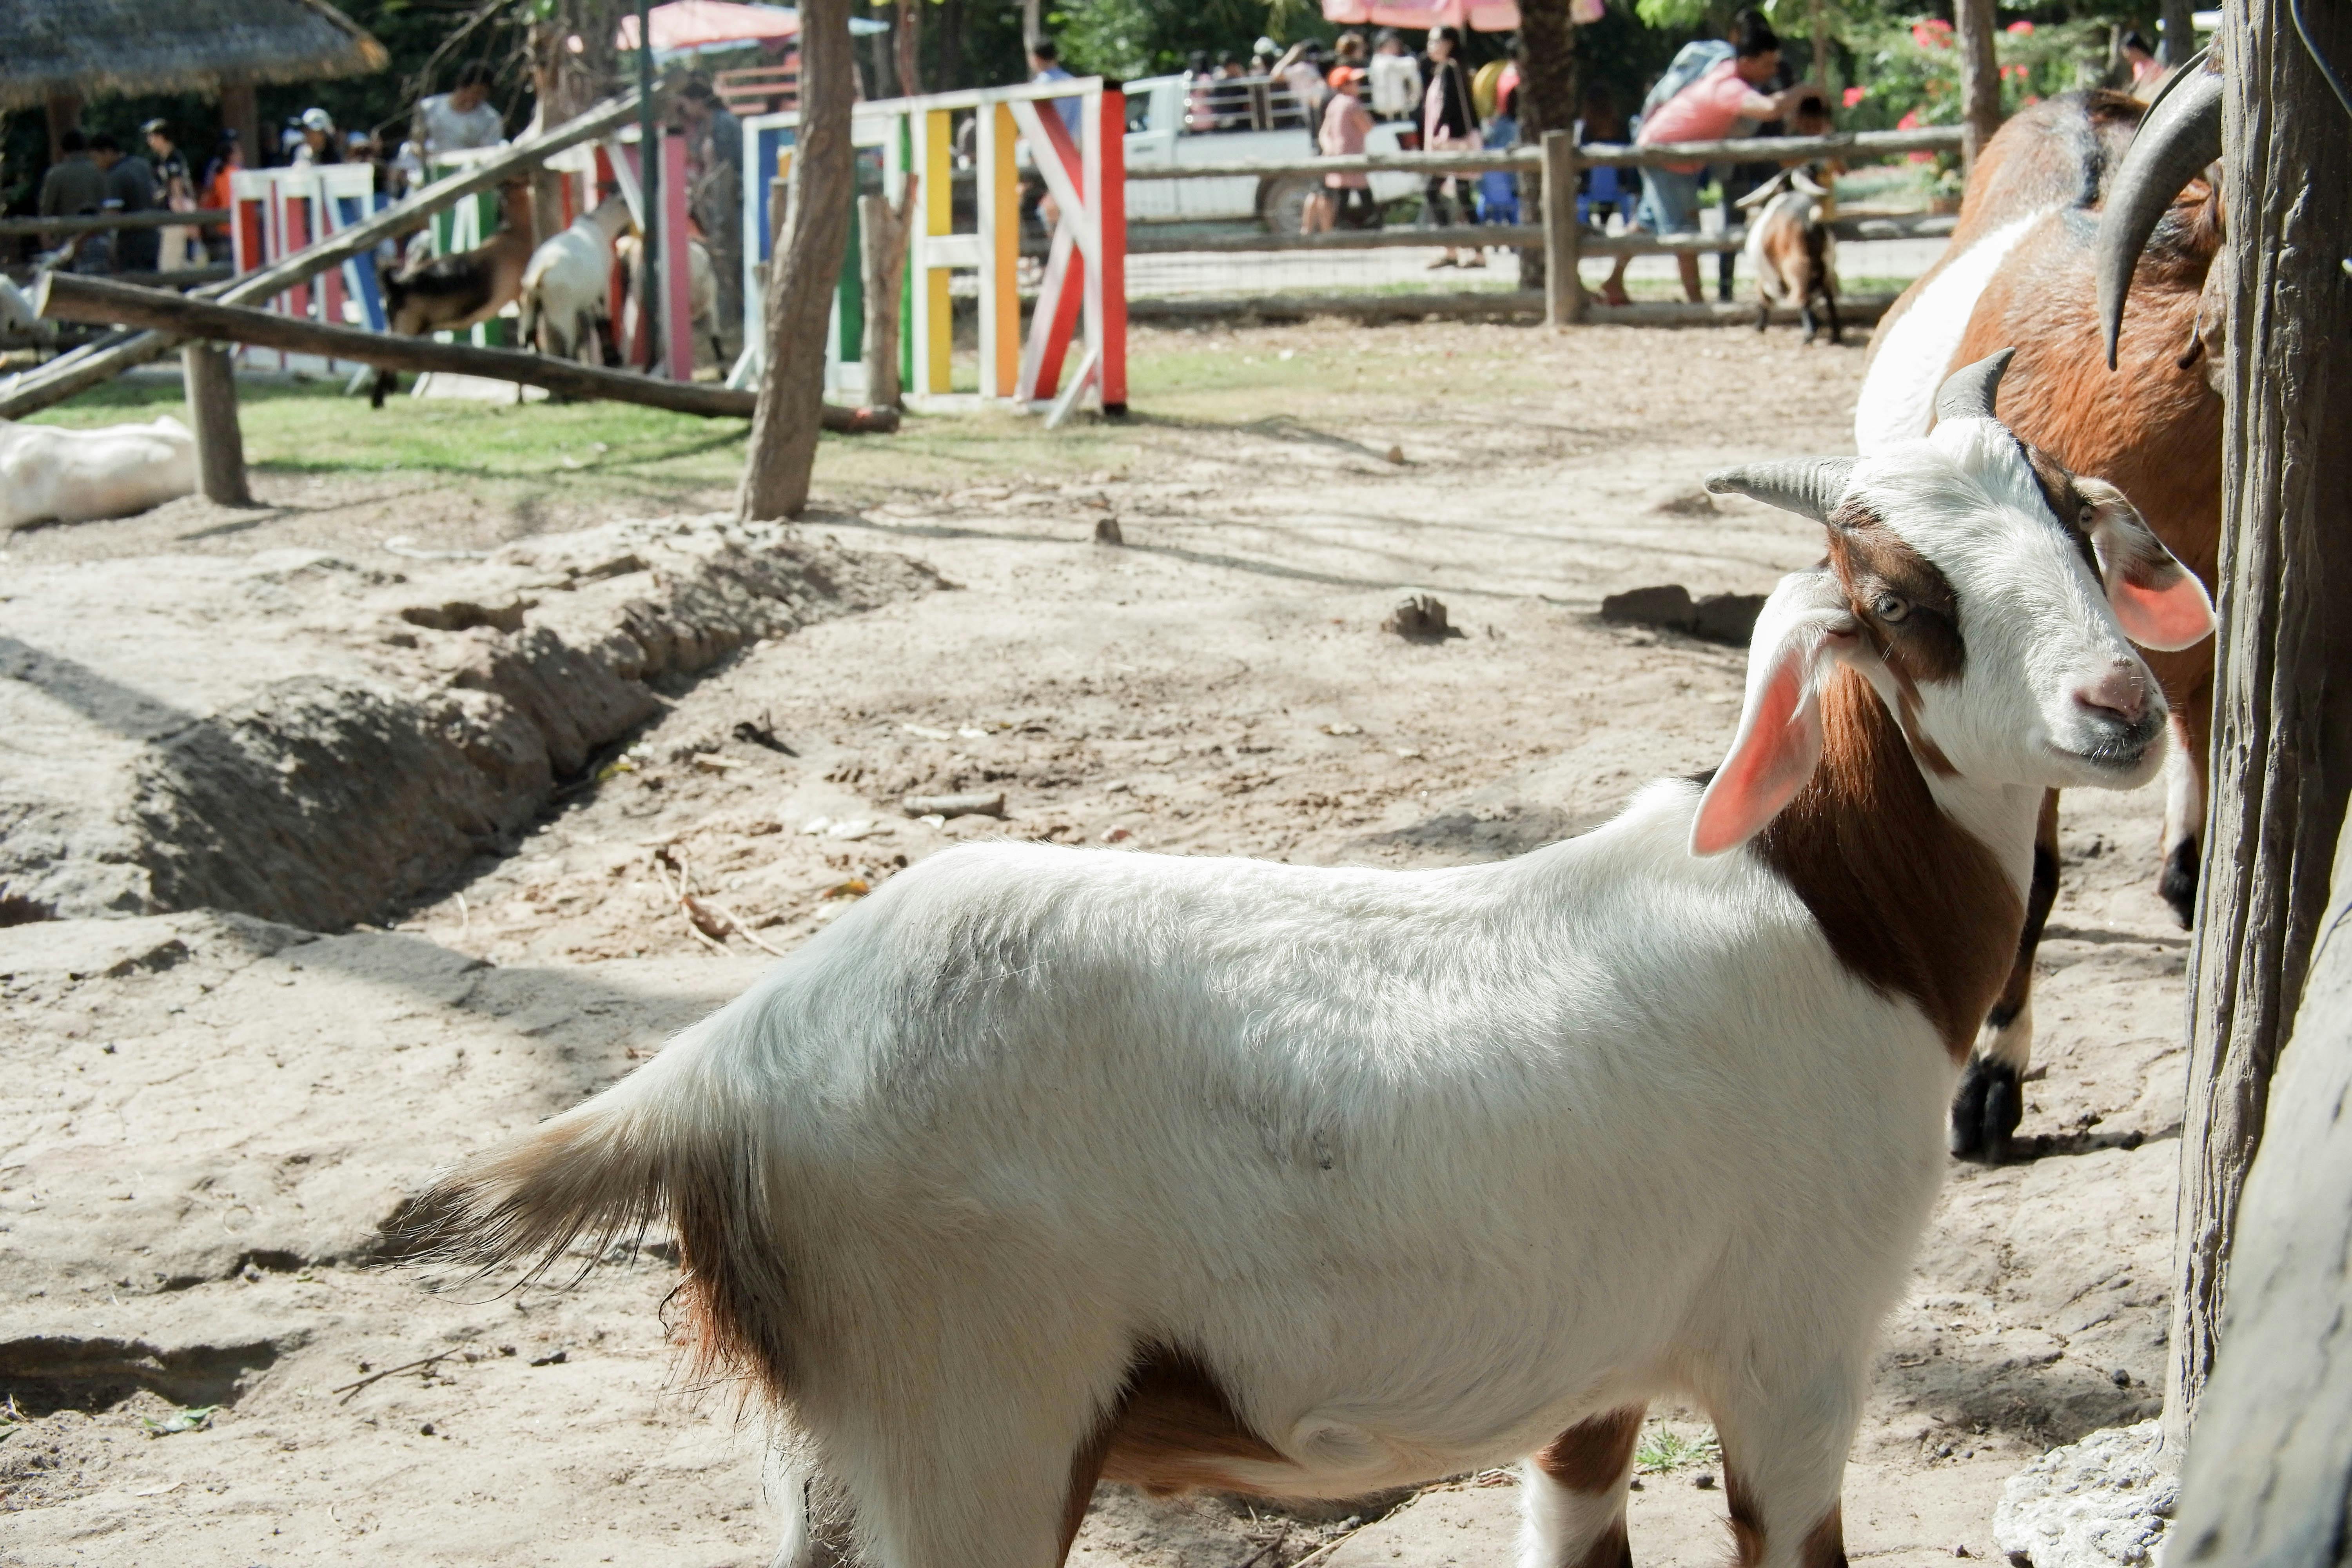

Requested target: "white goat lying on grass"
[
  {"left": 412, "top": 351, "right": 2213, "bottom": 1568},
  {"left": 0, "top": 415, "right": 196, "bottom": 529}
]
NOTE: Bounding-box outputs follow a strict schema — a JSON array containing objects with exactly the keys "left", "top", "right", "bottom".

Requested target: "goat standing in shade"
[
  {"left": 371, "top": 178, "right": 535, "bottom": 408},
  {"left": 410, "top": 352, "right": 2211, "bottom": 1568}
]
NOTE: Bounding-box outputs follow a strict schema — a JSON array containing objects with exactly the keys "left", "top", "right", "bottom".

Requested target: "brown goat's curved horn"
[
  {"left": 1704, "top": 457, "right": 1857, "bottom": 523},
  {"left": 1934, "top": 347, "right": 2016, "bottom": 425},
  {"left": 2097, "top": 52, "right": 2223, "bottom": 371}
]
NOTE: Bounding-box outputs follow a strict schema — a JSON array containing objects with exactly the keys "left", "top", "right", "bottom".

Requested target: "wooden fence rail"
[
  {"left": 1121, "top": 125, "right": 1965, "bottom": 181},
  {"left": 0, "top": 209, "right": 231, "bottom": 238}
]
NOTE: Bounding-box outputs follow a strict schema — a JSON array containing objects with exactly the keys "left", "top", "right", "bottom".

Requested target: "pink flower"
[
  {"left": 2005, "top": 18, "right": 2034, "bottom": 33},
  {"left": 1842, "top": 84, "right": 1867, "bottom": 106},
  {"left": 1897, "top": 108, "right": 1922, "bottom": 130}
]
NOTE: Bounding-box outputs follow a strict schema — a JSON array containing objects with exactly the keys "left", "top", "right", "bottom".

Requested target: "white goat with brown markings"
[
  {"left": 410, "top": 353, "right": 2212, "bottom": 1568},
  {"left": 1740, "top": 166, "right": 1841, "bottom": 345}
]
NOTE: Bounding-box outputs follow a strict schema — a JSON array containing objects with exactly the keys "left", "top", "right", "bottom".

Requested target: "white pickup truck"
[{"left": 1118, "top": 73, "right": 1425, "bottom": 231}]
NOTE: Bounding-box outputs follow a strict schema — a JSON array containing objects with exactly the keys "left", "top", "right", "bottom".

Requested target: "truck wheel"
[{"left": 1259, "top": 175, "right": 1319, "bottom": 235}]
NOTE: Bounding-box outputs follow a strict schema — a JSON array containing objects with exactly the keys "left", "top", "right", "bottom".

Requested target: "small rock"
[
  {"left": 2110, "top": 1368, "right": 2132, "bottom": 1387},
  {"left": 419, "top": 1422, "right": 436, "bottom": 1436},
  {"left": 529, "top": 1348, "right": 568, "bottom": 1367},
  {"left": 1381, "top": 593, "right": 1461, "bottom": 641},
  {"left": 1650, "top": 488, "right": 1717, "bottom": 516},
  {"left": 1100, "top": 827, "right": 1132, "bottom": 843},
  {"left": 1385, "top": 444, "right": 1405, "bottom": 464},
  {"left": 901, "top": 791, "right": 1006, "bottom": 820},
  {"left": 1094, "top": 517, "right": 1124, "bottom": 546},
  {"left": 1693, "top": 1472, "right": 1717, "bottom": 1491},
  {"left": 1993, "top": 1420, "right": 2174, "bottom": 1568}
]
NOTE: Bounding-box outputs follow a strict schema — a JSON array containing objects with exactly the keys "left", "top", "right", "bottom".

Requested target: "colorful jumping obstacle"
[{"left": 737, "top": 76, "right": 1127, "bottom": 417}]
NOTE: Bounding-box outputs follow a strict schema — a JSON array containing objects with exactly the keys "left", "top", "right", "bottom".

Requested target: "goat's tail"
[{"left": 399, "top": 1029, "right": 791, "bottom": 1398}]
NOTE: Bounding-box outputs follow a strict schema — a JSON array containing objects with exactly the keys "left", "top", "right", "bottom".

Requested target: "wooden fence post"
[
  {"left": 1953, "top": 0, "right": 2003, "bottom": 171},
  {"left": 2166, "top": 0, "right": 2352, "bottom": 1450},
  {"left": 179, "top": 341, "right": 251, "bottom": 506},
  {"left": 858, "top": 174, "right": 918, "bottom": 410},
  {"left": 1541, "top": 130, "right": 1583, "bottom": 327}
]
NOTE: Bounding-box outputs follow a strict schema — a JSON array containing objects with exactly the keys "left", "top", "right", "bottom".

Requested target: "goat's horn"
[
  {"left": 1704, "top": 457, "right": 1857, "bottom": 523},
  {"left": 1934, "top": 347, "right": 2016, "bottom": 425},
  {"left": 2096, "top": 51, "right": 2223, "bottom": 371}
]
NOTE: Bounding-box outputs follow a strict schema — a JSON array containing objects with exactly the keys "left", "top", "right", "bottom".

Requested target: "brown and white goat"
[
  {"left": 1854, "top": 73, "right": 2224, "bottom": 1158},
  {"left": 371, "top": 179, "right": 537, "bottom": 407},
  {"left": 407, "top": 353, "right": 2211, "bottom": 1568},
  {"left": 1739, "top": 167, "right": 1842, "bottom": 344}
]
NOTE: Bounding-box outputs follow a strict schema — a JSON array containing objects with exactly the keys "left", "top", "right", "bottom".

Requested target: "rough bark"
[
  {"left": 739, "top": 0, "right": 856, "bottom": 519},
  {"left": 858, "top": 177, "right": 916, "bottom": 408},
  {"left": 2166, "top": 0, "right": 2352, "bottom": 1452},
  {"left": 1514, "top": 0, "right": 1577, "bottom": 297},
  {"left": 2170, "top": 817, "right": 2352, "bottom": 1563},
  {"left": 1953, "top": 0, "right": 2003, "bottom": 170},
  {"left": 895, "top": 0, "right": 923, "bottom": 98},
  {"left": 2160, "top": 0, "right": 2201, "bottom": 67},
  {"left": 529, "top": 0, "right": 620, "bottom": 246},
  {"left": 180, "top": 343, "right": 250, "bottom": 506}
]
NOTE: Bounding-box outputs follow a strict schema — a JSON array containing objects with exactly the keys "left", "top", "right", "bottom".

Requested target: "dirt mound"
[{"left": 0, "top": 518, "right": 942, "bottom": 930}]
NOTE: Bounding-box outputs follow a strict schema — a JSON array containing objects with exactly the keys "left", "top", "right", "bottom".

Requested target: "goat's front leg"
[
  {"left": 1519, "top": 1405, "right": 1644, "bottom": 1568},
  {"left": 1951, "top": 788, "right": 2059, "bottom": 1160},
  {"left": 1710, "top": 1365, "right": 1865, "bottom": 1568}
]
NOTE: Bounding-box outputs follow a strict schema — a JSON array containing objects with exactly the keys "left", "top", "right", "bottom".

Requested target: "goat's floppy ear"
[
  {"left": 2076, "top": 477, "right": 2215, "bottom": 651},
  {"left": 1692, "top": 570, "right": 1859, "bottom": 857}
]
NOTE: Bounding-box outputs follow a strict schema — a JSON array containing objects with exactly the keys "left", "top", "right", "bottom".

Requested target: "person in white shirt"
[
  {"left": 414, "top": 63, "right": 506, "bottom": 157},
  {"left": 1368, "top": 29, "right": 1422, "bottom": 122}
]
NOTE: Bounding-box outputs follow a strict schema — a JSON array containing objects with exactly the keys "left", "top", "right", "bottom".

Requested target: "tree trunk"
[
  {"left": 739, "top": 0, "right": 856, "bottom": 519},
  {"left": 1952, "top": 0, "right": 2002, "bottom": 171},
  {"left": 858, "top": 176, "right": 916, "bottom": 408},
  {"left": 2170, "top": 813, "right": 2352, "bottom": 1563},
  {"left": 529, "top": 1, "right": 620, "bottom": 246},
  {"left": 180, "top": 342, "right": 250, "bottom": 506},
  {"left": 936, "top": 0, "right": 964, "bottom": 92},
  {"left": 1810, "top": 0, "right": 1831, "bottom": 85},
  {"left": 2160, "top": 0, "right": 2201, "bottom": 67},
  {"left": 896, "top": 0, "right": 922, "bottom": 98},
  {"left": 2165, "top": 0, "right": 2352, "bottom": 1454},
  {"left": 1514, "top": 0, "right": 1577, "bottom": 297}
]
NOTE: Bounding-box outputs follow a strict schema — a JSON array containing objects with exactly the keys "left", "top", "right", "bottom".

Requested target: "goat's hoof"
[
  {"left": 1948, "top": 1056, "right": 2023, "bottom": 1161},
  {"left": 2159, "top": 838, "right": 2199, "bottom": 929}
]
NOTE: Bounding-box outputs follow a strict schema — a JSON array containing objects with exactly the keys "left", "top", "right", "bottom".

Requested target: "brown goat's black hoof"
[
  {"left": 2159, "top": 837, "right": 2199, "bottom": 929},
  {"left": 1948, "top": 1056, "right": 2022, "bottom": 1161}
]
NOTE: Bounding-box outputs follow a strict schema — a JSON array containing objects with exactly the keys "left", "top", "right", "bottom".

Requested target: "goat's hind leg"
[
  {"left": 1951, "top": 788, "right": 2059, "bottom": 1160},
  {"left": 1519, "top": 1406, "right": 1644, "bottom": 1568},
  {"left": 1709, "top": 1361, "right": 1865, "bottom": 1568}
]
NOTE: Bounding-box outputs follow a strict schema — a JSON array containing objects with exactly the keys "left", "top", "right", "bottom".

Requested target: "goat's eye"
[{"left": 1873, "top": 592, "right": 1911, "bottom": 623}]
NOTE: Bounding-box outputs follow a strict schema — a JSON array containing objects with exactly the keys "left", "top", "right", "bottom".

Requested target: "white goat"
[
  {"left": 1739, "top": 166, "right": 1842, "bottom": 344},
  {"left": 617, "top": 230, "right": 724, "bottom": 368},
  {"left": 415, "top": 353, "right": 2213, "bottom": 1568},
  {"left": 519, "top": 196, "right": 634, "bottom": 365},
  {"left": 0, "top": 416, "right": 197, "bottom": 529}
]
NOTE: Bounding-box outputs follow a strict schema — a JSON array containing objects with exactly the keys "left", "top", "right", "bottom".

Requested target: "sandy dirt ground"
[{"left": 2, "top": 323, "right": 2183, "bottom": 1566}]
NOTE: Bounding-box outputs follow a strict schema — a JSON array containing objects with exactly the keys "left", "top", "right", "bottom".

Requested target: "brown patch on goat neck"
[
  {"left": 1537, "top": 1406, "right": 1646, "bottom": 1492},
  {"left": 1825, "top": 501, "right": 1963, "bottom": 777},
  {"left": 1091, "top": 1347, "right": 1294, "bottom": 1497},
  {"left": 1754, "top": 666, "right": 2025, "bottom": 1062}
]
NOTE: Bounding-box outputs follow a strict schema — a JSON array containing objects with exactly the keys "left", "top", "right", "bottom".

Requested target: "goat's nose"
[{"left": 2074, "top": 665, "right": 2150, "bottom": 726}]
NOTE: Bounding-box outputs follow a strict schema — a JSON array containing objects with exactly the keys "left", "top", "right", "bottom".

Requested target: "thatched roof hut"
[{"left": 0, "top": 0, "right": 388, "bottom": 113}]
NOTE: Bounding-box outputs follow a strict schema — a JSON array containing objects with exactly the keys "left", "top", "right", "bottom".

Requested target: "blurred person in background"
[
  {"left": 2120, "top": 30, "right": 2164, "bottom": 91},
  {"left": 1308, "top": 65, "right": 1376, "bottom": 232},
  {"left": 1599, "top": 10, "right": 1806, "bottom": 304},
  {"left": 1420, "top": 26, "right": 1478, "bottom": 267},
  {"left": 416, "top": 63, "right": 506, "bottom": 156},
  {"left": 142, "top": 119, "right": 201, "bottom": 271},
  {"left": 292, "top": 107, "right": 341, "bottom": 166},
  {"left": 37, "top": 130, "right": 105, "bottom": 261},
  {"left": 1369, "top": 30, "right": 1422, "bottom": 124},
  {"left": 1273, "top": 39, "right": 1330, "bottom": 140},
  {"left": 90, "top": 133, "right": 160, "bottom": 272},
  {"left": 1027, "top": 38, "right": 1081, "bottom": 140},
  {"left": 200, "top": 133, "right": 242, "bottom": 261},
  {"left": 678, "top": 75, "right": 744, "bottom": 356}
]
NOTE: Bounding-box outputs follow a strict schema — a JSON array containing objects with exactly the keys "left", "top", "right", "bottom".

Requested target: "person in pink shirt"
[
  {"left": 1308, "top": 67, "right": 1376, "bottom": 232},
  {"left": 1600, "top": 13, "right": 1808, "bottom": 304}
]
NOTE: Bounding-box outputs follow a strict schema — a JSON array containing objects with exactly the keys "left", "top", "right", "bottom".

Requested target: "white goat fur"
[
  {"left": 617, "top": 232, "right": 720, "bottom": 360},
  {"left": 0, "top": 416, "right": 196, "bottom": 529},
  {"left": 520, "top": 198, "right": 633, "bottom": 363},
  {"left": 426, "top": 405, "right": 2210, "bottom": 1568}
]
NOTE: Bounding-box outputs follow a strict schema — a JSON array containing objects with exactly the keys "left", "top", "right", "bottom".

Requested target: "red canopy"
[
  {"left": 617, "top": 0, "right": 798, "bottom": 54},
  {"left": 1320, "top": 0, "right": 1523, "bottom": 33}
]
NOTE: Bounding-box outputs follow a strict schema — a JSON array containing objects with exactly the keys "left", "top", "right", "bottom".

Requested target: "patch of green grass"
[{"left": 1635, "top": 1425, "right": 1722, "bottom": 1474}]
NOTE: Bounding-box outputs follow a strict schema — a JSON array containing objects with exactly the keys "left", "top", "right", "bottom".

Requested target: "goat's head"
[{"left": 1688, "top": 348, "right": 2214, "bottom": 856}]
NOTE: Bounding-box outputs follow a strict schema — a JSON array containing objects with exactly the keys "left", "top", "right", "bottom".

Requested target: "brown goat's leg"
[
  {"left": 1950, "top": 788, "right": 2060, "bottom": 1160},
  {"left": 2157, "top": 669, "right": 2214, "bottom": 928},
  {"left": 1522, "top": 1406, "right": 1644, "bottom": 1568},
  {"left": 1714, "top": 1382, "right": 1855, "bottom": 1568}
]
